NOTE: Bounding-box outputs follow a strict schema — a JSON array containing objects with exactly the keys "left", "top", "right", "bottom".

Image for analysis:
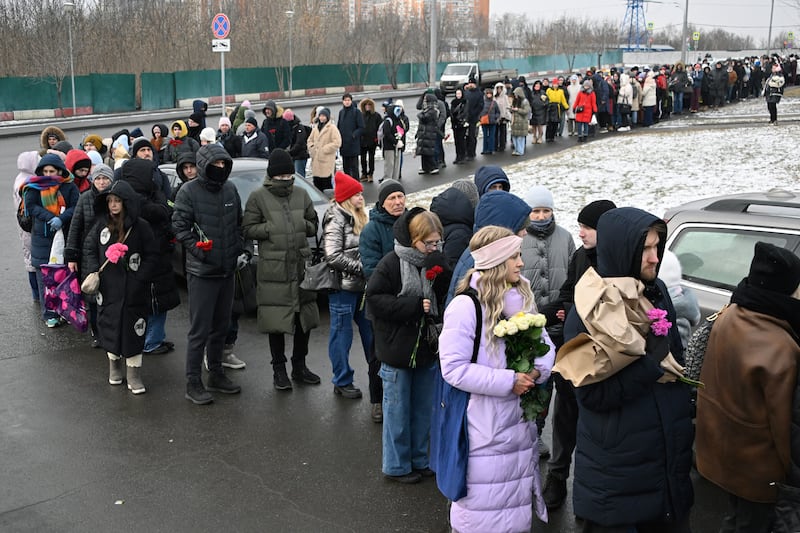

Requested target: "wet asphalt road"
[{"left": 0, "top": 104, "right": 730, "bottom": 532}]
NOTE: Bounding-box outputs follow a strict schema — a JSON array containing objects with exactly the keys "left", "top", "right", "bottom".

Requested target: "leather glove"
[
  {"left": 236, "top": 252, "right": 251, "bottom": 270},
  {"left": 645, "top": 332, "right": 670, "bottom": 364},
  {"left": 47, "top": 217, "right": 63, "bottom": 231}
]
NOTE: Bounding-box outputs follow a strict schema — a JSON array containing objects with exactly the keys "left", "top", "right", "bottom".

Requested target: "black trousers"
[
  {"left": 313, "top": 175, "right": 332, "bottom": 191},
  {"left": 720, "top": 492, "right": 774, "bottom": 533},
  {"left": 342, "top": 155, "right": 359, "bottom": 181},
  {"left": 268, "top": 313, "right": 311, "bottom": 369},
  {"left": 581, "top": 515, "right": 691, "bottom": 533},
  {"left": 495, "top": 121, "right": 507, "bottom": 151},
  {"left": 767, "top": 101, "right": 778, "bottom": 122},
  {"left": 466, "top": 121, "right": 478, "bottom": 157},
  {"left": 453, "top": 125, "right": 467, "bottom": 161},
  {"left": 547, "top": 373, "right": 578, "bottom": 480},
  {"left": 359, "top": 146, "right": 376, "bottom": 176},
  {"left": 186, "top": 274, "right": 234, "bottom": 382},
  {"left": 545, "top": 121, "right": 559, "bottom": 141}
]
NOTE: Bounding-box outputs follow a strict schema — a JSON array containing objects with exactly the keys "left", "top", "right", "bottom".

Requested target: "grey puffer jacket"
[
  {"left": 171, "top": 144, "right": 243, "bottom": 278},
  {"left": 322, "top": 203, "right": 365, "bottom": 293},
  {"left": 520, "top": 219, "right": 575, "bottom": 346}
]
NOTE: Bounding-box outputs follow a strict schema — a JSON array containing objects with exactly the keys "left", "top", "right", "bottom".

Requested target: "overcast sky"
[{"left": 490, "top": 0, "right": 800, "bottom": 45}]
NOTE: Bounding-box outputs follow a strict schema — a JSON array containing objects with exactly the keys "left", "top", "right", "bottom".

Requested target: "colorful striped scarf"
[{"left": 21, "top": 175, "right": 72, "bottom": 216}]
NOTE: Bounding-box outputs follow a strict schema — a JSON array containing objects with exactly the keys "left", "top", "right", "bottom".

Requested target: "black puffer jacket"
[
  {"left": 64, "top": 185, "right": 101, "bottom": 281},
  {"left": 564, "top": 207, "right": 694, "bottom": 527},
  {"left": 366, "top": 208, "right": 452, "bottom": 369},
  {"left": 429, "top": 187, "right": 474, "bottom": 269},
  {"left": 415, "top": 94, "right": 439, "bottom": 157},
  {"left": 120, "top": 159, "right": 179, "bottom": 313},
  {"left": 172, "top": 144, "right": 243, "bottom": 278},
  {"left": 287, "top": 118, "right": 310, "bottom": 161}
]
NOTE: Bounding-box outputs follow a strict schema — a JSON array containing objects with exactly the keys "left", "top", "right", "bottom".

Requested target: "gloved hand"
[
  {"left": 645, "top": 331, "right": 670, "bottom": 364},
  {"left": 48, "top": 217, "right": 63, "bottom": 231},
  {"left": 236, "top": 252, "right": 251, "bottom": 270},
  {"left": 424, "top": 250, "right": 448, "bottom": 270}
]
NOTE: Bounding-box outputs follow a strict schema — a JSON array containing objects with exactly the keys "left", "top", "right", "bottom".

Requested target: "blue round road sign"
[{"left": 212, "top": 13, "right": 231, "bottom": 39}]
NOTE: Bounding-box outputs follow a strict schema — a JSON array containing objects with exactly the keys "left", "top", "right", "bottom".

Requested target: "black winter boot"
[{"left": 273, "top": 364, "right": 293, "bottom": 391}]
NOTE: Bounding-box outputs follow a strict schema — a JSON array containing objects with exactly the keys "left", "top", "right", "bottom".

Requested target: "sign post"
[{"left": 212, "top": 13, "right": 231, "bottom": 120}]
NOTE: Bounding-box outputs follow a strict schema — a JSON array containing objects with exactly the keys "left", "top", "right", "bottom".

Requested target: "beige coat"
[{"left": 307, "top": 121, "right": 341, "bottom": 178}]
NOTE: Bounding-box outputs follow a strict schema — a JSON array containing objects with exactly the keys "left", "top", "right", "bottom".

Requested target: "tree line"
[{"left": 0, "top": 0, "right": 769, "bottom": 85}]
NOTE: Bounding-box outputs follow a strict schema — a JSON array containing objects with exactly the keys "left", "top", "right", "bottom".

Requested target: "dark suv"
[{"left": 664, "top": 188, "right": 800, "bottom": 318}]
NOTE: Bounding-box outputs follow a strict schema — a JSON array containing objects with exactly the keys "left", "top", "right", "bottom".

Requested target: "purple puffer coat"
[{"left": 439, "top": 273, "right": 554, "bottom": 532}]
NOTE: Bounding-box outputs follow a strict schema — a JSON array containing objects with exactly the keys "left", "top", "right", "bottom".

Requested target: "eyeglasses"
[{"left": 422, "top": 239, "right": 443, "bottom": 249}]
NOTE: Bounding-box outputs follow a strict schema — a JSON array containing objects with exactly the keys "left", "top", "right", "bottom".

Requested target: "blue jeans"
[
  {"left": 144, "top": 311, "right": 167, "bottom": 351},
  {"left": 512, "top": 135, "right": 526, "bottom": 154},
  {"left": 576, "top": 121, "right": 589, "bottom": 137},
  {"left": 480, "top": 124, "right": 496, "bottom": 153},
  {"left": 294, "top": 159, "right": 307, "bottom": 178},
  {"left": 328, "top": 290, "right": 374, "bottom": 387},
  {"left": 379, "top": 362, "right": 436, "bottom": 475},
  {"left": 673, "top": 91, "right": 684, "bottom": 113}
]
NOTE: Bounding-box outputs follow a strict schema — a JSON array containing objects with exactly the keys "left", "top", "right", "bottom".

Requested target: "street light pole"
[
  {"left": 429, "top": 0, "right": 437, "bottom": 87},
  {"left": 767, "top": 0, "right": 775, "bottom": 55},
  {"left": 680, "top": 0, "right": 689, "bottom": 64},
  {"left": 286, "top": 9, "right": 294, "bottom": 95},
  {"left": 64, "top": 1, "right": 76, "bottom": 114}
]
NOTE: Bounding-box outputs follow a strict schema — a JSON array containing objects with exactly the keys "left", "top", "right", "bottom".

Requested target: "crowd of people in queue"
[{"left": 12, "top": 52, "right": 799, "bottom": 532}]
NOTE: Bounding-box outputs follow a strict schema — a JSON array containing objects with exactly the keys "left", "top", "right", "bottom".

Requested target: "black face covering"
[
  {"left": 269, "top": 177, "right": 294, "bottom": 197},
  {"left": 205, "top": 163, "right": 229, "bottom": 183}
]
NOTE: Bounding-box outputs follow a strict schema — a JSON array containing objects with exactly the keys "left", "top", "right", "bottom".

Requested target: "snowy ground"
[{"left": 405, "top": 95, "right": 800, "bottom": 239}]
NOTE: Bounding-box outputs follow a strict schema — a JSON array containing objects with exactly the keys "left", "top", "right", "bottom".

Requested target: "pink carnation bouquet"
[{"left": 105, "top": 243, "right": 128, "bottom": 264}]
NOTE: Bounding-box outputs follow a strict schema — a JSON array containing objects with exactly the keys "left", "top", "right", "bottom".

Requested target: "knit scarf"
[
  {"left": 731, "top": 279, "right": 800, "bottom": 344},
  {"left": 394, "top": 243, "right": 438, "bottom": 318},
  {"left": 22, "top": 175, "right": 72, "bottom": 216}
]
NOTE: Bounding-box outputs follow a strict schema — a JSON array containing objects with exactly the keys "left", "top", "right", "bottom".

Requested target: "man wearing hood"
[
  {"left": 116, "top": 137, "right": 173, "bottom": 200},
  {"left": 173, "top": 144, "right": 245, "bottom": 405},
  {"left": 359, "top": 179, "right": 407, "bottom": 422},
  {"left": 121, "top": 158, "right": 180, "bottom": 357},
  {"left": 445, "top": 190, "right": 531, "bottom": 305},
  {"left": 162, "top": 120, "right": 200, "bottom": 164},
  {"left": 473, "top": 165, "right": 510, "bottom": 197},
  {"left": 260, "top": 100, "right": 291, "bottom": 153},
  {"left": 559, "top": 207, "right": 694, "bottom": 532}
]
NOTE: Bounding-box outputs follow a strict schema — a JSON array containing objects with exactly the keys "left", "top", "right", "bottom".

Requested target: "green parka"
[{"left": 242, "top": 176, "right": 319, "bottom": 334}]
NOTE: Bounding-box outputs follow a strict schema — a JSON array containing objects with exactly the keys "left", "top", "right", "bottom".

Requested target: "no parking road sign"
[{"left": 212, "top": 13, "right": 231, "bottom": 39}]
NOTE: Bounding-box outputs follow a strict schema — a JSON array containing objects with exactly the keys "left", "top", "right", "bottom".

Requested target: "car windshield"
[{"left": 443, "top": 64, "right": 473, "bottom": 76}]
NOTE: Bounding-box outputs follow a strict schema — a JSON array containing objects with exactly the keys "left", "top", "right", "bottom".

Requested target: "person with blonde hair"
[
  {"left": 438, "top": 225, "right": 554, "bottom": 532},
  {"left": 323, "top": 171, "right": 373, "bottom": 400},
  {"left": 367, "top": 207, "right": 452, "bottom": 483}
]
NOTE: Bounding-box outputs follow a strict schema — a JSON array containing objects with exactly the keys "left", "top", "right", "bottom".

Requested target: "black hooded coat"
[
  {"left": 85, "top": 181, "right": 159, "bottom": 357},
  {"left": 563, "top": 207, "right": 694, "bottom": 527},
  {"left": 429, "top": 187, "right": 474, "bottom": 269},
  {"left": 120, "top": 159, "right": 180, "bottom": 314}
]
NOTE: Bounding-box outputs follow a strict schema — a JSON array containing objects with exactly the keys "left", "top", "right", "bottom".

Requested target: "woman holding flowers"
[
  {"left": 366, "top": 207, "right": 451, "bottom": 484},
  {"left": 438, "top": 225, "right": 555, "bottom": 532},
  {"left": 85, "top": 180, "right": 157, "bottom": 394}
]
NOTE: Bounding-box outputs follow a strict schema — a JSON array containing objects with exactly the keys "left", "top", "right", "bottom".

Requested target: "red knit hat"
[{"left": 334, "top": 171, "right": 363, "bottom": 203}]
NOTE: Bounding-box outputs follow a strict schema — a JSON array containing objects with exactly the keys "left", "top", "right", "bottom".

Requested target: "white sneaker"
[
  {"left": 222, "top": 352, "right": 246, "bottom": 370},
  {"left": 617, "top": 126, "right": 630, "bottom": 132}
]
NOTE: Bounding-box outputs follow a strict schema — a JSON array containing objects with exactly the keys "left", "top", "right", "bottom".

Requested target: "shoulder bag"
[
  {"left": 299, "top": 232, "right": 340, "bottom": 292},
  {"left": 683, "top": 304, "right": 728, "bottom": 382},
  {"left": 81, "top": 227, "right": 132, "bottom": 295},
  {"left": 430, "top": 289, "right": 482, "bottom": 502}
]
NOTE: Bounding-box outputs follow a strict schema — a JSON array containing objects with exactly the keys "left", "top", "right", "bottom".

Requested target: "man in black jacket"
[
  {"left": 540, "top": 199, "right": 616, "bottom": 510},
  {"left": 463, "top": 78, "right": 484, "bottom": 161},
  {"left": 559, "top": 207, "right": 694, "bottom": 532},
  {"left": 172, "top": 144, "right": 245, "bottom": 405},
  {"left": 337, "top": 93, "right": 364, "bottom": 181}
]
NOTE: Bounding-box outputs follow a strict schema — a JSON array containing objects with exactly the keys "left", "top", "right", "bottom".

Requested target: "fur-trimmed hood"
[{"left": 39, "top": 126, "right": 66, "bottom": 155}]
